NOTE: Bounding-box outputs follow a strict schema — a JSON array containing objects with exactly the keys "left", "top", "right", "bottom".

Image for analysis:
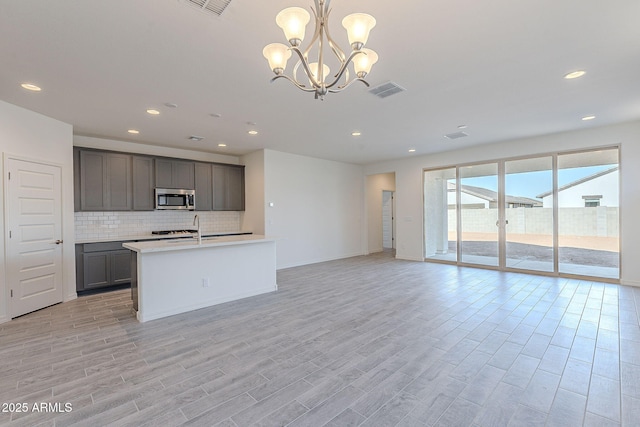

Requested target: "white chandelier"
[{"left": 262, "top": 0, "right": 378, "bottom": 100}]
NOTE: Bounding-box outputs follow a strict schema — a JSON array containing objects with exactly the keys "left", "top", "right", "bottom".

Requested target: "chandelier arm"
[
  {"left": 270, "top": 75, "right": 317, "bottom": 92},
  {"left": 322, "top": 9, "right": 347, "bottom": 63},
  {"left": 324, "top": 50, "right": 363, "bottom": 89},
  {"left": 328, "top": 77, "right": 370, "bottom": 93},
  {"left": 290, "top": 46, "right": 322, "bottom": 89}
]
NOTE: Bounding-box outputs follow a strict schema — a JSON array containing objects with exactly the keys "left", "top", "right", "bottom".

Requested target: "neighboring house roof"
[
  {"left": 536, "top": 166, "right": 618, "bottom": 198},
  {"left": 448, "top": 183, "right": 542, "bottom": 207}
]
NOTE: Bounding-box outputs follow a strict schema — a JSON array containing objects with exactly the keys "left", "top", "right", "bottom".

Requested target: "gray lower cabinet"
[
  {"left": 76, "top": 242, "right": 132, "bottom": 292},
  {"left": 155, "top": 158, "right": 195, "bottom": 189},
  {"left": 213, "top": 164, "right": 245, "bottom": 211},
  {"left": 77, "top": 149, "right": 132, "bottom": 211},
  {"left": 132, "top": 156, "right": 154, "bottom": 210}
]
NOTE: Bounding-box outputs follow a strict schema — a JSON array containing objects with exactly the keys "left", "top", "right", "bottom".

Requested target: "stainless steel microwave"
[{"left": 155, "top": 188, "right": 195, "bottom": 210}]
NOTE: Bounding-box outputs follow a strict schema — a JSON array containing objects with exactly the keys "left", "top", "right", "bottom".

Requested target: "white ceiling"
[{"left": 1, "top": 0, "right": 639, "bottom": 165}]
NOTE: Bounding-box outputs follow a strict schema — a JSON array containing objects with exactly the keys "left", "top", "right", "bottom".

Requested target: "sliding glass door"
[
  {"left": 424, "top": 147, "right": 620, "bottom": 280},
  {"left": 504, "top": 157, "right": 554, "bottom": 272},
  {"left": 557, "top": 149, "right": 619, "bottom": 279},
  {"left": 459, "top": 163, "right": 499, "bottom": 267}
]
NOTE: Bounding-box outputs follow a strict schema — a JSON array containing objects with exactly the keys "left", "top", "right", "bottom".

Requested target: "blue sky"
[{"left": 459, "top": 165, "right": 615, "bottom": 199}]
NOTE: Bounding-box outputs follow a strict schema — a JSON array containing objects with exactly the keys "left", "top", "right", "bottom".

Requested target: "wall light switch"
[{"left": 202, "top": 278, "right": 210, "bottom": 288}]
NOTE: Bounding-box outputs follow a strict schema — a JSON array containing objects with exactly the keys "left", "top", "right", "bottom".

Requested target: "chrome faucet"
[{"left": 193, "top": 214, "right": 202, "bottom": 244}]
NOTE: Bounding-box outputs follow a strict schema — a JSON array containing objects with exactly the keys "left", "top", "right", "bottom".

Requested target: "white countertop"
[
  {"left": 123, "top": 234, "right": 275, "bottom": 253},
  {"left": 76, "top": 231, "right": 251, "bottom": 244}
]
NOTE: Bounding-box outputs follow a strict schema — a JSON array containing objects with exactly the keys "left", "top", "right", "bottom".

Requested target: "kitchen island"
[{"left": 123, "top": 235, "right": 277, "bottom": 322}]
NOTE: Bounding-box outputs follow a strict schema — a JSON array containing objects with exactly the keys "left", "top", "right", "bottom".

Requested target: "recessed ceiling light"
[
  {"left": 21, "top": 83, "right": 41, "bottom": 91},
  {"left": 164, "top": 102, "right": 178, "bottom": 108},
  {"left": 210, "top": 113, "right": 222, "bottom": 118},
  {"left": 218, "top": 143, "right": 227, "bottom": 147},
  {"left": 351, "top": 131, "right": 362, "bottom": 137},
  {"left": 146, "top": 109, "right": 160, "bottom": 115},
  {"left": 582, "top": 115, "right": 596, "bottom": 121},
  {"left": 127, "top": 129, "right": 140, "bottom": 134},
  {"left": 457, "top": 125, "right": 468, "bottom": 129},
  {"left": 408, "top": 149, "right": 416, "bottom": 153},
  {"left": 564, "top": 70, "right": 586, "bottom": 79},
  {"left": 248, "top": 130, "right": 258, "bottom": 135},
  {"left": 188, "top": 135, "right": 204, "bottom": 141}
]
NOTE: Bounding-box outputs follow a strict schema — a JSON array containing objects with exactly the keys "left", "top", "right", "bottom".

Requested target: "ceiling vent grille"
[
  {"left": 183, "top": 0, "right": 232, "bottom": 16},
  {"left": 368, "top": 81, "right": 406, "bottom": 99},
  {"left": 444, "top": 131, "right": 469, "bottom": 140}
]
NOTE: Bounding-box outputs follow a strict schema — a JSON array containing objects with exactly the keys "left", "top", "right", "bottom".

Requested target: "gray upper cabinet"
[
  {"left": 213, "top": 164, "right": 245, "bottom": 211},
  {"left": 79, "top": 150, "right": 132, "bottom": 211},
  {"left": 132, "top": 156, "right": 154, "bottom": 210},
  {"left": 155, "top": 158, "right": 195, "bottom": 189},
  {"left": 74, "top": 148, "right": 243, "bottom": 212},
  {"left": 107, "top": 153, "right": 133, "bottom": 210},
  {"left": 194, "top": 162, "right": 213, "bottom": 211}
]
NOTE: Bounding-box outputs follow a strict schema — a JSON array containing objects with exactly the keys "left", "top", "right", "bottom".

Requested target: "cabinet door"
[
  {"left": 212, "top": 165, "right": 227, "bottom": 210},
  {"left": 132, "top": 156, "right": 154, "bottom": 210},
  {"left": 174, "top": 161, "right": 195, "bottom": 189},
  {"left": 80, "top": 151, "right": 107, "bottom": 210},
  {"left": 83, "top": 251, "right": 110, "bottom": 289},
  {"left": 111, "top": 250, "right": 132, "bottom": 285},
  {"left": 107, "top": 153, "right": 132, "bottom": 210},
  {"left": 73, "top": 148, "right": 81, "bottom": 211},
  {"left": 226, "top": 166, "right": 245, "bottom": 211},
  {"left": 194, "top": 162, "right": 212, "bottom": 211},
  {"left": 155, "top": 158, "right": 174, "bottom": 188}
]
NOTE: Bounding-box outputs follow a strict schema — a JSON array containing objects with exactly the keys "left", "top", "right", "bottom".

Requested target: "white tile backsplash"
[{"left": 75, "top": 210, "right": 241, "bottom": 241}]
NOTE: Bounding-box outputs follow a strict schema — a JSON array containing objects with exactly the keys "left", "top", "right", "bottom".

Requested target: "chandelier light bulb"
[
  {"left": 308, "top": 62, "right": 330, "bottom": 85},
  {"left": 263, "top": 43, "right": 292, "bottom": 74},
  {"left": 276, "top": 7, "right": 311, "bottom": 46},
  {"left": 353, "top": 48, "right": 378, "bottom": 78},
  {"left": 342, "top": 13, "right": 376, "bottom": 50}
]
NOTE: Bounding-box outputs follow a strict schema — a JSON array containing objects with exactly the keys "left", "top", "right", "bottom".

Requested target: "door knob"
[{"left": 55, "top": 240, "right": 63, "bottom": 245}]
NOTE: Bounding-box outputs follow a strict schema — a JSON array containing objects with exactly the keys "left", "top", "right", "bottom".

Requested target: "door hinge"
[
  {"left": 10, "top": 289, "right": 13, "bottom": 298},
  {"left": 7, "top": 171, "right": 10, "bottom": 180},
  {"left": 9, "top": 230, "right": 11, "bottom": 239}
]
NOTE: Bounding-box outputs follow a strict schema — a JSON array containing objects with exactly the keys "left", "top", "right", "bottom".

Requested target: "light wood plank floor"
[{"left": 1, "top": 251, "right": 639, "bottom": 426}]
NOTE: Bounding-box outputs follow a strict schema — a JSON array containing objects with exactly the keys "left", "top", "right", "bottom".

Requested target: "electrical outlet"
[{"left": 202, "top": 278, "right": 210, "bottom": 288}]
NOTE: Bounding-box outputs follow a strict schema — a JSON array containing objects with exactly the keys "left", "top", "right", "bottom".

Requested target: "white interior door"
[
  {"left": 6, "top": 158, "right": 63, "bottom": 318},
  {"left": 382, "top": 191, "right": 394, "bottom": 249}
]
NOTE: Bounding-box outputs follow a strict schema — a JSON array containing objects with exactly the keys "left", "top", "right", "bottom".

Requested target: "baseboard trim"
[{"left": 621, "top": 279, "right": 640, "bottom": 288}]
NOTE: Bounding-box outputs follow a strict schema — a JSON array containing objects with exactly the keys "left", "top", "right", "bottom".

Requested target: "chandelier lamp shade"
[{"left": 262, "top": 0, "right": 378, "bottom": 100}]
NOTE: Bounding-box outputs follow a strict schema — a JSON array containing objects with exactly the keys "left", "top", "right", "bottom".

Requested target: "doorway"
[
  {"left": 5, "top": 157, "right": 64, "bottom": 318},
  {"left": 424, "top": 147, "right": 620, "bottom": 280},
  {"left": 382, "top": 191, "right": 395, "bottom": 249}
]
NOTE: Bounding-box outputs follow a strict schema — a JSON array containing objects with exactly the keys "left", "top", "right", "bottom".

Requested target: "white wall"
[
  {"left": 1, "top": 100, "right": 75, "bottom": 323},
  {"left": 364, "top": 120, "right": 640, "bottom": 286},
  {"left": 263, "top": 150, "right": 365, "bottom": 269},
  {"left": 366, "top": 173, "right": 395, "bottom": 254}
]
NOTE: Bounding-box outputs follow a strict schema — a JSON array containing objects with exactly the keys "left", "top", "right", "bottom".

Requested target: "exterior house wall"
[{"left": 542, "top": 170, "right": 619, "bottom": 208}]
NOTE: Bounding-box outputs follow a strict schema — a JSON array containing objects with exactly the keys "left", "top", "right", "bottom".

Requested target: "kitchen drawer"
[{"left": 82, "top": 241, "right": 129, "bottom": 252}]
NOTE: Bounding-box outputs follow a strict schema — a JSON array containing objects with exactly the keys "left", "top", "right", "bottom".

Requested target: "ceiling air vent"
[
  {"left": 368, "top": 81, "right": 405, "bottom": 99},
  {"left": 183, "top": 0, "right": 232, "bottom": 16},
  {"left": 444, "top": 131, "right": 469, "bottom": 140}
]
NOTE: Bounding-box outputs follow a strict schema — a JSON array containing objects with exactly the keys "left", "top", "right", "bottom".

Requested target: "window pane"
[
  {"left": 557, "top": 148, "right": 619, "bottom": 279},
  {"left": 424, "top": 168, "right": 457, "bottom": 261},
  {"left": 505, "top": 157, "right": 554, "bottom": 272},
  {"left": 459, "top": 163, "right": 499, "bottom": 266}
]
